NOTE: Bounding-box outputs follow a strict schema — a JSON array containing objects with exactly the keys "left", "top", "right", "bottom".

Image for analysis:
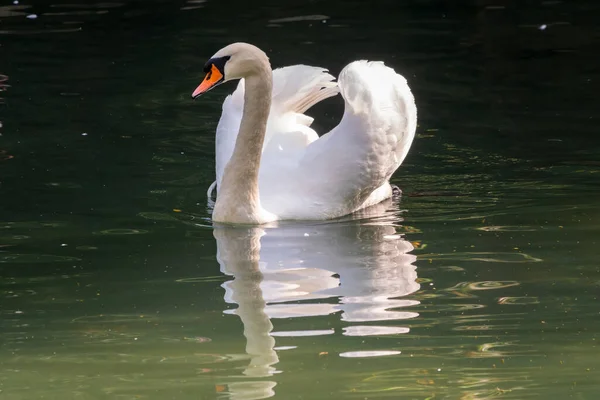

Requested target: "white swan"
[{"left": 192, "top": 42, "right": 417, "bottom": 224}]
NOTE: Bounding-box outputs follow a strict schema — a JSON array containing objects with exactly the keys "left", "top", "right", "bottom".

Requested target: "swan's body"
[{"left": 192, "top": 43, "right": 417, "bottom": 224}]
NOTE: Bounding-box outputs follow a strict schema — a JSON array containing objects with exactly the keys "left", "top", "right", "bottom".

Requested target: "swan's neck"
[{"left": 213, "top": 63, "right": 273, "bottom": 224}]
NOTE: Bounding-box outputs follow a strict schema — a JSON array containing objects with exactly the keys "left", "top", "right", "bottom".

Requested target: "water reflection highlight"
[{"left": 214, "top": 200, "right": 419, "bottom": 399}]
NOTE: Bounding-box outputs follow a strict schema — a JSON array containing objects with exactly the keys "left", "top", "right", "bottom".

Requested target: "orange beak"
[{"left": 192, "top": 64, "right": 224, "bottom": 98}]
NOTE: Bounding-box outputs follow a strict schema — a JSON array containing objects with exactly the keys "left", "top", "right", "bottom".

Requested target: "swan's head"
[{"left": 191, "top": 42, "right": 269, "bottom": 99}]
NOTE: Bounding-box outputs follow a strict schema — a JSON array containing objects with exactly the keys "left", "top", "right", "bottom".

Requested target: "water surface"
[{"left": 1, "top": 0, "right": 599, "bottom": 399}]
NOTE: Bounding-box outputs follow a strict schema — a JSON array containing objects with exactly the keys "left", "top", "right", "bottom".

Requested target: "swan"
[{"left": 192, "top": 42, "right": 417, "bottom": 224}]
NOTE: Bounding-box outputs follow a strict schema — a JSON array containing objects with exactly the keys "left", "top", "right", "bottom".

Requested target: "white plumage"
[{"left": 197, "top": 44, "right": 417, "bottom": 223}]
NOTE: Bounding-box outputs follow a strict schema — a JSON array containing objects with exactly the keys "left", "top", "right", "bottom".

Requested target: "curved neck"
[{"left": 213, "top": 60, "right": 272, "bottom": 224}]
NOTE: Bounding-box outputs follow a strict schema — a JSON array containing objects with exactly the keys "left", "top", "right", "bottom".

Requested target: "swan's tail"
[{"left": 271, "top": 65, "right": 339, "bottom": 114}]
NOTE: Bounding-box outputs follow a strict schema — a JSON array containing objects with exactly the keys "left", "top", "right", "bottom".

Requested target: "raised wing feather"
[
  {"left": 260, "top": 61, "right": 417, "bottom": 219},
  {"left": 213, "top": 66, "right": 338, "bottom": 192}
]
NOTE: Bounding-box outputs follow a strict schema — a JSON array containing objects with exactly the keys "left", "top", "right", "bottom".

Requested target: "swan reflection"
[{"left": 213, "top": 199, "right": 420, "bottom": 399}]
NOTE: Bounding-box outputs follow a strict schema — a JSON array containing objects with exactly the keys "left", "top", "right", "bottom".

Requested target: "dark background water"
[{"left": 1, "top": 1, "right": 599, "bottom": 399}]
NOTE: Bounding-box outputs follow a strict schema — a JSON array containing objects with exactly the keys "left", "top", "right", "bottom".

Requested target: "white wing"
[
  {"left": 213, "top": 65, "right": 338, "bottom": 194},
  {"left": 258, "top": 61, "right": 417, "bottom": 219}
]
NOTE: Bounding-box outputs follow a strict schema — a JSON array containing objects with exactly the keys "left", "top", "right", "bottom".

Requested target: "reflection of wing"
[
  {"left": 213, "top": 200, "right": 420, "bottom": 399},
  {"left": 215, "top": 198, "right": 419, "bottom": 329},
  {"left": 332, "top": 226, "right": 420, "bottom": 324},
  {"left": 253, "top": 205, "right": 419, "bottom": 327}
]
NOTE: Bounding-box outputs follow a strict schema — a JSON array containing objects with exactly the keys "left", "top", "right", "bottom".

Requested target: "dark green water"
[{"left": 1, "top": 0, "right": 599, "bottom": 399}]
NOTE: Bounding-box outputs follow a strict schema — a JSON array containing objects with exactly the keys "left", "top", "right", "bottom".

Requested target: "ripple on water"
[
  {"left": 175, "top": 276, "right": 227, "bottom": 283},
  {"left": 342, "top": 326, "right": 410, "bottom": 336},
  {"left": 0, "top": 234, "right": 30, "bottom": 241},
  {"left": 93, "top": 228, "right": 148, "bottom": 235},
  {"left": 452, "top": 324, "right": 521, "bottom": 332},
  {"left": 0, "top": 221, "right": 67, "bottom": 229},
  {"left": 270, "top": 329, "right": 334, "bottom": 337},
  {"left": 75, "top": 245, "right": 98, "bottom": 251},
  {"left": 0, "top": 4, "right": 30, "bottom": 18},
  {"left": 438, "top": 265, "right": 466, "bottom": 271},
  {"left": 462, "top": 341, "right": 534, "bottom": 358},
  {"left": 0, "top": 149, "right": 13, "bottom": 161},
  {"left": 13, "top": 351, "right": 228, "bottom": 366},
  {"left": 49, "top": 3, "right": 125, "bottom": 9},
  {"left": 498, "top": 296, "right": 540, "bottom": 305},
  {"left": 451, "top": 281, "right": 520, "bottom": 291},
  {"left": 269, "top": 15, "right": 329, "bottom": 23},
  {"left": 0, "top": 2, "right": 127, "bottom": 34},
  {"left": 339, "top": 350, "right": 401, "bottom": 358},
  {"left": 43, "top": 10, "right": 109, "bottom": 16},
  {"left": 1, "top": 273, "right": 88, "bottom": 285},
  {"left": 44, "top": 182, "right": 82, "bottom": 189},
  {"left": 419, "top": 303, "right": 487, "bottom": 312},
  {"left": 137, "top": 212, "right": 178, "bottom": 221},
  {"left": 421, "top": 251, "right": 542, "bottom": 263},
  {"left": 151, "top": 155, "right": 189, "bottom": 164},
  {"left": 0, "top": 27, "right": 83, "bottom": 35},
  {"left": 0, "top": 253, "right": 81, "bottom": 263},
  {"left": 2, "top": 288, "right": 37, "bottom": 298},
  {"left": 474, "top": 225, "right": 538, "bottom": 232},
  {"left": 180, "top": 4, "right": 205, "bottom": 12},
  {"left": 149, "top": 189, "right": 167, "bottom": 195},
  {"left": 71, "top": 314, "right": 159, "bottom": 324},
  {"left": 351, "top": 365, "right": 542, "bottom": 398},
  {"left": 273, "top": 346, "right": 297, "bottom": 351}
]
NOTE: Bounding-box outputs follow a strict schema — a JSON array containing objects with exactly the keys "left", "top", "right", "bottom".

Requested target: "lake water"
[{"left": 1, "top": 0, "right": 599, "bottom": 399}]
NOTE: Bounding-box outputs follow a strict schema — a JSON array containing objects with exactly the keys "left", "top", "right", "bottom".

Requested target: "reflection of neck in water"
[{"left": 215, "top": 227, "right": 280, "bottom": 378}]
